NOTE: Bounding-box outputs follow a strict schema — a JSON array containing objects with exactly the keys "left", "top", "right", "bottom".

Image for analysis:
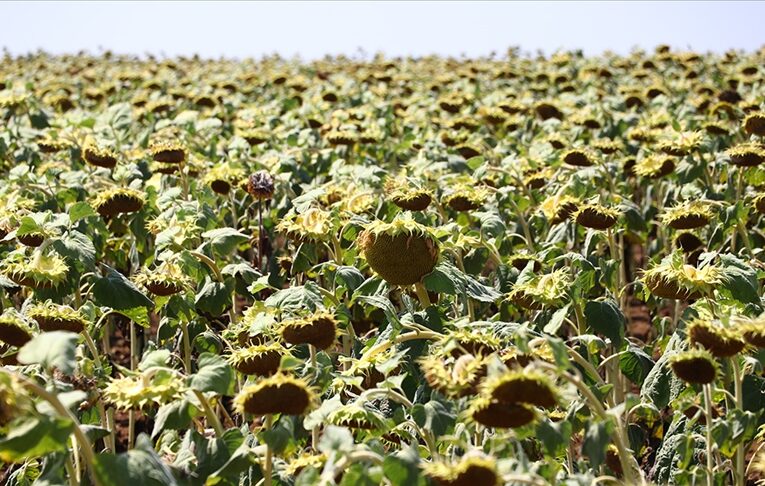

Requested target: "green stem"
[
  {"left": 192, "top": 390, "right": 224, "bottom": 437},
  {"left": 732, "top": 360, "right": 745, "bottom": 486},
  {"left": 413, "top": 282, "right": 431, "bottom": 308},
  {"left": 704, "top": 383, "right": 715, "bottom": 486},
  {"left": 264, "top": 414, "right": 273, "bottom": 486},
  {"left": 180, "top": 319, "right": 192, "bottom": 374}
]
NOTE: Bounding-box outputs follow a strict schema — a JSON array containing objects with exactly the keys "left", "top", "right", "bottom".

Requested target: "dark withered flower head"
[{"left": 247, "top": 170, "right": 275, "bottom": 200}]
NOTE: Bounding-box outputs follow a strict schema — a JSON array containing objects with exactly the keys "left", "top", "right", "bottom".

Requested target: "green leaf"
[
  {"left": 423, "top": 261, "right": 501, "bottom": 303},
  {"left": 537, "top": 418, "right": 573, "bottom": 457},
  {"left": 17, "top": 331, "right": 78, "bottom": 374},
  {"left": 0, "top": 416, "right": 73, "bottom": 463},
  {"left": 640, "top": 333, "right": 685, "bottom": 409},
  {"left": 93, "top": 434, "right": 179, "bottom": 486},
  {"left": 719, "top": 254, "right": 761, "bottom": 308},
  {"left": 138, "top": 349, "right": 172, "bottom": 371},
  {"left": 582, "top": 419, "right": 614, "bottom": 468},
  {"left": 194, "top": 277, "right": 234, "bottom": 317},
  {"left": 334, "top": 266, "right": 365, "bottom": 293},
  {"left": 69, "top": 202, "right": 96, "bottom": 223},
  {"left": 620, "top": 345, "right": 655, "bottom": 386},
  {"left": 53, "top": 230, "right": 96, "bottom": 270},
  {"left": 201, "top": 228, "right": 249, "bottom": 257},
  {"left": 317, "top": 425, "right": 354, "bottom": 454},
  {"left": 190, "top": 353, "right": 234, "bottom": 395},
  {"left": 382, "top": 444, "right": 422, "bottom": 486},
  {"left": 264, "top": 281, "right": 324, "bottom": 312},
  {"left": 92, "top": 266, "right": 154, "bottom": 314},
  {"left": 584, "top": 299, "right": 625, "bottom": 349},
  {"left": 410, "top": 398, "right": 455, "bottom": 437},
  {"left": 543, "top": 304, "right": 571, "bottom": 335},
  {"left": 151, "top": 399, "right": 198, "bottom": 438}
]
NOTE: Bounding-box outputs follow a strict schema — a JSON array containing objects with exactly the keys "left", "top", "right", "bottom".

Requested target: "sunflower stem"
[
  {"left": 413, "top": 282, "right": 431, "bottom": 308},
  {"left": 181, "top": 319, "right": 192, "bottom": 374},
  {"left": 264, "top": 414, "right": 273, "bottom": 486},
  {"left": 193, "top": 389, "right": 224, "bottom": 437},
  {"left": 129, "top": 320, "right": 137, "bottom": 450},
  {"left": 732, "top": 359, "right": 745, "bottom": 486},
  {"left": 703, "top": 383, "right": 715, "bottom": 486},
  {"left": 257, "top": 199, "right": 264, "bottom": 271}
]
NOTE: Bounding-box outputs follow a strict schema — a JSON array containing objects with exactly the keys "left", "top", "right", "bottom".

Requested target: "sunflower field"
[{"left": 1, "top": 46, "right": 765, "bottom": 486}]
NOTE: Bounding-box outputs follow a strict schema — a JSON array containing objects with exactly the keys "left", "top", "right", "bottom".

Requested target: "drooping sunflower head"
[
  {"left": 103, "top": 372, "right": 186, "bottom": 410},
  {"left": 441, "top": 185, "right": 490, "bottom": 212},
  {"left": 327, "top": 401, "right": 390, "bottom": 431},
  {"left": 657, "top": 130, "right": 704, "bottom": 156},
  {"left": 634, "top": 154, "right": 675, "bottom": 179},
  {"left": 687, "top": 319, "right": 746, "bottom": 358},
  {"left": 357, "top": 217, "right": 439, "bottom": 286},
  {"left": 670, "top": 349, "right": 717, "bottom": 384},
  {"left": 325, "top": 129, "right": 358, "bottom": 147},
  {"left": 3, "top": 251, "right": 69, "bottom": 290},
  {"left": 149, "top": 140, "right": 186, "bottom": 164},
  {"left": 82, "top": 141, "right": 118, "bottom": 169},
  {"left": 573, "top": 204, "right": 620, "bottom": 230},
  {"left": 282, "top": 453, "right": 327, "bottom": 478},
  {"left": 280, "top": 312, "right": 337, "bottom": 350},
  {"left": 91, "top": 188, "right": 145, "bottom": 218},
  {"left": 422, "top": 454, "right": 499, "bottom": 486},
  {"left": 641, "top": 252, "right": 725, "bottom": 300},
  {"left": 440, "top": 327, "right": 501, "bottom": 358},
  {"left": 385, "top": 178, "right": 432, "bottom": 212},
  {"left": 480, "top": 370, "right": 558, "bottom": 409},
  {"left": 660, "top": 201, "right": 715, "bottom": 230},
  {"left": 540, "top": 194, "right": 580, "bottom": 224},
  {"left": 562, "top": 148, "right": 597, "bottom": 168},
  {"left": 508, "top": 268, "right": 571, "bottom": 309},
  {"left": 37, "top": 137, "right": 72, "bottom": 154},
  {"left": 201, "top": 163, "right": 246, "bottom": 195},
  {"left": 227, "top": 343, "right": 289, "bottom": 377},
  {"left": 26, "top": 301, "right": 87, "bottom": 333},
  {"left": 234, "top": 373, "right": 316, "bottom": 416},
  {"left": 419, "top": 351, "right": 489, "bottom": 398},
  {"left": 466, "top": 394, "right": 536, "bottom": 428},
  {"left": 736, "top": 315, "right": 765, "bottom": 348},
  {"left": 727, "top": 143, "right": 765, "bottom": 167},
  {"left": 134, "top": 261, "right": 192, "bottom": 297},
  {"left": 743, "top": 111, "right": 765, "bottom": 136},
  {"left": 277, "top": 207, "right": 334, "bottom": 243},
  {"left": 0, "top": 309, "right": 34, "bottom": 347}
]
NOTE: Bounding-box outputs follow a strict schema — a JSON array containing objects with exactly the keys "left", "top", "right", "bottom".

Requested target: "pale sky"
[{"left": 2, "top": 1, "right": 764, "bottom": 59}]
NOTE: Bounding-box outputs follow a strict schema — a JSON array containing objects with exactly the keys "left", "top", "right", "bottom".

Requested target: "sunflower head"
[
  {"left": 467, "top": 395, "right": 536, "bottom": 428},
  {"left": 246, "top": 170, "right": 275, "bottom": 200},
  {"left": 103, "top": 372, "right": 186, "bottom": 410},
  {"left": 480, "top": 370, "right": 558, "bottom": 409},
  {"left": 738, "top": 316, "right": 765, "bottom": 348},
  {"left": 228, "top": 343, "right": 288, "bottom": 377},
  {"left": 670, "top": 349, "right": 717, "bottom": 384},
  {"left": 149, "top": 140, "right": 185, "bottom": 164},
  {"left": 508, "top": 268, "right": 571, "bottom": 309},
  {"left": 37, "top": 137, "right": 72, "bottom": 154},
  {"left": 634, "top": 154, "right": 675, "bottom": 179},
  {"left": 441, "top": 328, "right": 501, "bottom": 358},
  {"left": 283, "top": 453, "right": 327, "bottom": 478},
  {"left": 277, "top": 208, "right": 334, "bottom": 243},
  {"left": 687, "top": 319, "right": 745, "bottom": 358},
  {"left": 657, "top": 131, "right": 704, "bottom": 157},
  {"left": 574, "top": 204, "right": 620, "bottom": 230},
  {"left": 357, "top": 217, "right": 439, "bottom": 286},
  {"left": 540, "top": 194, "right": 580, "bottom": 224},
  {"left": 743, "top": 112, "right": 765, "bottom": 136},
  {"left": 385, "top": 179, "right": 432, "bottom": 212},
  {"left": 562, "top": 148, "right": 597, "bottom": 168},
  {"left": 420, "top": 352, "right": 489, "bottom": 398},
  {"left": 3, "top": 251, "right": 69, "bottom": 290},
  {"left": 727, "top": 143, "right": 765, "bottom": 167},
  {"left": 423, "top": 455, "right": 499, "bottom": 486},
  {"left": 0, "top": 310, "right": 34, "bottom": 347},
  {"left": 134, "top": 261, "right": 192, "bottom": 296},
  {"left": 26, "top": 301, "right": 87, "bottom": 333},
  {"left": 641, "top": 252, "right": 725, "bottom": 300},
  {"left": 92, "top": 188, "right": 145, "bottom": 218},
  {"left": 202, "top": 164, "right": 245, "bottom": 195},
  {"left": 661, "top": 201, "right": 715, "bottom": 230},
  {"left": 442, "top": 185, "right": 490, "bottom": 212},
  {"left": 82, "top": 142, "right": 118, "bottom": 169},
  {"left": 327, "top": 401, "right": 389, "bottom": 431},
  {"left": 280, "top": 312, "right": 337, "bottom": 350},
  {"left": 234, "top": 373, "right": 315, "bottom": 416}
]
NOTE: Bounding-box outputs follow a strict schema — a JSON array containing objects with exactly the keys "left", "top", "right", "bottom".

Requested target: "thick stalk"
[
  {"left": 129, "top": 321, "right": 137, "bottom": 449},
  {"left": 192, "top": 390, "right": 224, "bottom": 437},
  {"left": 732, "top": 361, "right": 745, "bottom": 486},
  {"left": 413, "top": 282, "right": 431, "bottom": 308},
  {"left": 257, "top": 199, "right": 263, "bottom": 271},
  {"left": 704, "top": 384, "right": 715, "bottom": 486},
  {"left": 264, "top": 414, "right": 273, "bottom": 486},
  {"left": 180, "top": 320, "right": 192, "bottom": 374}
]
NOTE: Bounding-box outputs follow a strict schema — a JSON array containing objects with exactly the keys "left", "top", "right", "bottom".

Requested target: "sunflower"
[
  {"left": 133, "top": 261, "right": 192, "bottom": 296},
  {"left": 103, "top": 372, "right": 186, "bottom": 410},
  {"left": 357, "top": 217, "right": 439, "bottom": 286},
  {"left": 423, "top": 455, "right": 499, "bottom": 486},
  {"left": 92, "top": 188, "right": 145, "bottom": 218},
  {"left": 634, "top": 154, "right": 675, "bottom": 179},
  {"left": 82, "top": 142, "right": 118, "bottom": 169},
  {"left": 727, "top": 143, "right": 765, "bottom": 167},
  {"left": 228, "top": 343, "right": 288, "bottom": 377},
  {"left": 3, "top": 251, "right": 69, "bottom": 289},
  {"left": 0, "top": 310, "right": 34, "bottom": 347},
  {"left": 508, "top": 268, "right": 570, "bottom": 309},
  {"left": 574, "top": 204, "right": 620, "bottom": 230},
  {"left": 277, "top": 207, "right": 334, "bottom": 243},
  {"left": 641, "top": 253, "right": 725, "bottom": 300},
  {"left": 26, "top": 301, "right": 87, "bottom": 333},
  {"left": 280, "top": 312, "right": 337, "bottom": 350},
  {"left": 687, "top": 319, "right": 745, "bottom": 358},
  {"left": 670, "top": 349, "right": 717, "bottom": 384},
  {"left": 234, "top": 373, "right": 315, "bottom": 416},
  {"left": 661, "top": 201, "right": 714, "bottom": 230}
]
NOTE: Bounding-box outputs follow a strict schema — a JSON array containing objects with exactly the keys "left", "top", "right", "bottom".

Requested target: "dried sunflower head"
[
  {"left": 423, "top": 454, "right": 499, "bottom": 486},
  {"left": 234, "top": 373, "right": 315, "bottom": 416},
  {"left": 246, "top": 170, "right": 275, "bottom": 200},
  {"left": 634, "top": 154, "right": 675, "bottom": 179},
  {"left": 420, "top": 352, "right": 489, "bottom": 398},
  {"left": 92, "top": 188, "right": 145, "bottom": 218},
  {"left": 82, "top": 141, "right": 118, "bottom": 169},
  {"left": 670, "top": 349, "right": 717, "bottom": 384},
  {"left": 641, "top": 252, "right": 725, "bottom": 300},
  {"left": 0, "top": 310, "right": 34, "bottom": 347},
  {"left": 727, "top": 143, "right": 765, "bottom": 167},
  {"left": 661, "top": 201, "right": 715, "bottom": 230},
  {"left": 357, "top": 217, "right": 439, "bottom": 286},
  {"left": 277, "top": 207, "right": 333, "bottom": 243},
  {"left": 480, "top": 370, "right": 558, "bottom": 409},
  {"left": 103, "top": 372, "right": 186, "bottom": 410},
  {"left": 2, "top": 251, "right": 69, "bottom": 290},
  {"left": 280, "top": 312, "right": 337, "bottom": 350},
  {"left": 574, "top": 204, "right": 620, "bottom": 230},
  {"left": 466, "top": 394, "right": 536, "bottom": 428},
  {"left": 134, "top": 261, "right": 192, "bottom": 296},
  {"left": 442, "top": 185, "right": 490, "bottom": 212},
  {"left": 508, "top": 268, "right": 571, "bottom": 309},
  {"left": 228, "top": 343, "right": 288, "bottom": 377},
  {"left": 743, "top": 112, "right": 765, "bottom": 136},
  {"left": 687, "top": 319, "right": 745, "bottom": 358},
  {"left": 149, "top": 140, "right": 185, "bottom": 164},
  {"left": 26, "top": 301, "right": 87, "bottom": 333}
]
